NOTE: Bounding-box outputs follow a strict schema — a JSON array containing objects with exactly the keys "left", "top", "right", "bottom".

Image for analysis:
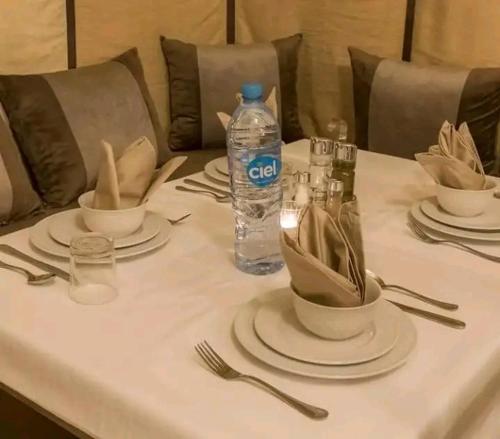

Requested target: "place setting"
[
  {"left": 226, "top": 202, "right": 427, "bottom": 382},
  {"left": 410, "top": 121, "right": 500, "bottom": 260},
  {"left": 29, "top": 138, "right": 188, "bottom": 261},
  {"left": 0, "top": 136, "right": 193, "bottom": 308}
]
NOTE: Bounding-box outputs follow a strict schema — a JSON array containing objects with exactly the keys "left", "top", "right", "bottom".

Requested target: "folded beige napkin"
[
  {"left": 93, "top": 137, "right": 187, "bottom": 210},
  {"left": 217, "top": 86, "right": 278, "bottom": 130},
  {"left": 94, "top": 137, "right": 156, "bottom": 209},
  {"left": 415, "top": 121, "right": 486, "bottom": 190},
  {"left": 281, "top": 203, "right": 365, "bottom": 307}
]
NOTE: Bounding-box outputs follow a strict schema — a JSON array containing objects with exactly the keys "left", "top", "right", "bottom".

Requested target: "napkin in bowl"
[
  {"left": 415, "top": 121, "right": 486, "bottom": 190},
  {"left": 281, "top": 203, "right": 365, "bottom": 307},
  {"left": 93, "top": 136, "right": 187, "bottom": 209}
]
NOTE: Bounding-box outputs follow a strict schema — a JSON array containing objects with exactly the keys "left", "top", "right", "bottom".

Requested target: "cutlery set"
[
  {"left": 408, "top": 219, "right": 500, "bottom": 263},
  {"left": 175, "top": 161, "right": 232, "bottom": 203},
  {"left": 408, "top": 195, "right": 500, "bottom": 262},
  {"left": 0, "top": 244, "right": 69, "bottom": 282}
]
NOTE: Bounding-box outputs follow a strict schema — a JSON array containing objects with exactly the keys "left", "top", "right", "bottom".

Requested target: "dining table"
[{"left": 0, "top": 139, "right": 499, "bottom": 439}]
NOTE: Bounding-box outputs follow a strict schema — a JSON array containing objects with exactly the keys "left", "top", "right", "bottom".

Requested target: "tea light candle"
[{"left": 280, "top": 201, "right": 300, "bottom": 229}]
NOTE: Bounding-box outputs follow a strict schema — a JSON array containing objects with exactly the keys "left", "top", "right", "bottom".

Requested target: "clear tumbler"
[{"left": 69, "top": 234, "right": 117, "bottom": 305}]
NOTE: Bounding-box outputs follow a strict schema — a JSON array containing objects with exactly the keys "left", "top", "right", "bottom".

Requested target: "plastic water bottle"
[{"left": 227, "top": 83, "right": 284, "bottom": 275}]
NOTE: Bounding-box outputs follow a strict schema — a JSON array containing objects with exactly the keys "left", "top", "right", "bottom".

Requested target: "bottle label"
[{"left": 247, "top": 155, "right": 281, "bottom": 187}]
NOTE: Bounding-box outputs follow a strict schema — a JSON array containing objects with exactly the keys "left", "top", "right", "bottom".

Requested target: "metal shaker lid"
[
  {"left": 294, "top": 171, "right": 310, "bottom": 184},
  {"left": 326, "top": 178, "right": 344, "bottom": 193},
  {"left": 310, "top": 137, "right": 333, "bottom": 155}
]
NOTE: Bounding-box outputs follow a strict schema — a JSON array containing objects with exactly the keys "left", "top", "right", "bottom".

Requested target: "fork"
[
  {"left": 195, "top": 341, "right": 329, "bottom": 419},
  {"left": 175, "top": 186, "right": 231, "bottom": 203},
  {"left": 408, "top": 220, "right": 500, "bottom": 263}
]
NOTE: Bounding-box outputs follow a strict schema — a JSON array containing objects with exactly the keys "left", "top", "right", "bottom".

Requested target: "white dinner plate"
[
  {"left": 30, "top": 212, "right": 171, "bottom": 259},
  {"left": 205, "top": 159, "right": 230, "bottom": 185},
  {"left": 410, "top": 203, "right": 500, "bottom": 242},
  {"left": 254, "top": 292, "right": 399, "bottom": 365},
  {"left": 420, "top": 197, "right": 500, "bottom": 231},
  {"left": 234, "top": 290, "right": 416, "bottom": 380},
  {"left": 205, "top": 155, "right": 308, "bottom": 186},
  {"left": 214, "top": 156, "right": 229, "bottom": 176},
  {"left": 48, "top": 209, "right": 161, "bottom": 249}
]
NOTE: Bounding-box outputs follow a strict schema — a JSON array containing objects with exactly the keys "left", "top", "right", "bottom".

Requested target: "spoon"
[
  {"left": 0, "top": 260, "right": 55, "bottom": 285},
  {"left": 366, "top": 269, "right": 458, "bottom": 310}
]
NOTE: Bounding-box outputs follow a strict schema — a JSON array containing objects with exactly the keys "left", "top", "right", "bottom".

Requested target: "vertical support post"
[
  {"left": 227, "top": 0, "right": 236, "bottom": 44},
  {"left": 402, "top": 0, "right": 416, "bottom": 61},
  {"left": 66, "top": 0, "right": 76, "bottom": 68}
]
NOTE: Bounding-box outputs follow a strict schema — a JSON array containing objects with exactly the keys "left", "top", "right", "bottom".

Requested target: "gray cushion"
[
  {"left": 161, "top": 34, "right": 303, "bottom": 151},
  {"left": 349, "top": 47, "right": 500, "bottom": 172},
  {"left": 0, "top": 48, "right": 169, "bottom": 207}
]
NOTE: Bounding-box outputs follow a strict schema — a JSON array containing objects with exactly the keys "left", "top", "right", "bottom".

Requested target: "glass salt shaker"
[
  {"left": 309, "top": 137, "right": 333, "bottom": 206},
  {"left": 294, "top": 171, "right": 311, "bottom": 208},
  {"left": 331, "top": 142, "right": 357, "bottom": 202},
  {"left": 325, "top": 178, "right": 344, "bottom": 216}
]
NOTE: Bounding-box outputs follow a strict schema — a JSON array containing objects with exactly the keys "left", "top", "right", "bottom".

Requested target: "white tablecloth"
[{"left": 0, "top": 140, "right": 499, "bottom": 439}]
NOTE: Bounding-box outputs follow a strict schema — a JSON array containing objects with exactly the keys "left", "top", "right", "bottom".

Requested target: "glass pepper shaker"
[
  {"left": 331, "top": 142, "right": 357, "bottom": 202},
  {"left": 325, "top": 178, "right": 344, "bottom": 216},
  {"left": 309, "top": 137, "right": 333, "bottom": 206},
  {"left": 294, "top": 171, "right": 311, "bottom": 208}
]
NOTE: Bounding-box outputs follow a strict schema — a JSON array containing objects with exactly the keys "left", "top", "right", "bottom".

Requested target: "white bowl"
[
  {"left": 78, "top": 191, "right": 146, "bottom": 238},
  {"left": 291, "top": 277, "right": 382, "bottom": 340},
  {"left": 436, "top": 179, "right": 496, "bottom": 217}
]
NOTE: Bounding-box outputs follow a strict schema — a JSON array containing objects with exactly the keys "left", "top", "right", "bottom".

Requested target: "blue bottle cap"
[{"left": 241, "top": 83, "right": 263, "bottom": 100}]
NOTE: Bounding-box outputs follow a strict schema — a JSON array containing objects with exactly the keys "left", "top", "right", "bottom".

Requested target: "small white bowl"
[
  {"left": 78, "top": 191, "right": 146, "bottom": 238},
  {"left": 291, "top": 277, "right": 382, "bottom": 340},
  {"left": 436, "top": 179, "right": 496, "bottom": 217}
]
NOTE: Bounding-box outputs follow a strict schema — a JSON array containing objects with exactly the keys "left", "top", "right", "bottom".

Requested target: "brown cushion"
[
  {"left": 161, "top": 34, "right": 303, "bottom": 151},
  {"left": 0, "top": 48, "right": 169, "bottom": 207},
  {"left": 349, "top": 47, "right": 500, "bottom": 172}
]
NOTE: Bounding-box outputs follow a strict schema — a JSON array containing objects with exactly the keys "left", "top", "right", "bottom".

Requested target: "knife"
[
  {"left": 183, "top": 178, "right": 231, "bottom": 196},
  {"left": 0, "top": 244, "right": 70, "bottom": 282},
  {"left": 387, "top": 299, "right": 466, "bottom": 329}
]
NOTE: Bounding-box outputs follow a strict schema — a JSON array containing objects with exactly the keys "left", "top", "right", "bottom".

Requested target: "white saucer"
[
  {"left": 214, "top": 156, "right": 229, "bottom": 176},
  {"left": 234, "top": 289, "right": 416, "bottom": 380},
  {"left": 254, "top": 292, "right": 399, "bottom": 365},
  {"left": 205, "top": 155, "right": 307, "bottom": 186},
  {"left": 205, "top": 159, "right": 230, "bottom": 185},
  {"left": 30, "top": 212, "right": 171, "bottom": 259},
  {"left": 420, "top": 198, "right": 500, "bottom": 231},
  {"left": 410, "top": 203, "right": 500, "bottom": 242},
  {"left": 48, "top": 209, "right": 161, "bottom": 249}
]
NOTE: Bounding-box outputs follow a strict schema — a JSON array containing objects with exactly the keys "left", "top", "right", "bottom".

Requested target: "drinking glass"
[{"left": 69, "top": 234, "right": 118, "bottom": 305}]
